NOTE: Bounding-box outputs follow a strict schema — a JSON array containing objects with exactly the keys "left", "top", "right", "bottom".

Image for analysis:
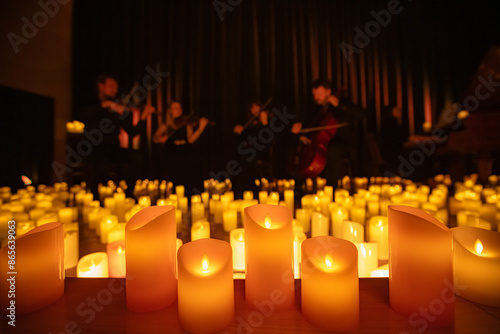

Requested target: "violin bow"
[
  {"left": 298, "top": 122, "right": 349, "bottom": 134},
  {"left": 240, "top": 96, "right": 273, "bottom": 131}
]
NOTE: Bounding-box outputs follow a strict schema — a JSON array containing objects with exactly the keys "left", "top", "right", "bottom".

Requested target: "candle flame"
[
  {"left": 325, "top": 254, "right": 333, "bottom": 268},
  {"left": 360, "top": 244, "right": 366, "bottom": 257},
  {"left": 118, "top": 246, "right": 123, "bottom": 254},
  {"left": 202, "top": 253, "right": 209, "bottom": 272},
  {"left": 238, "top": 232, "right": 244, "bottom": 241},
  {"left": 264, "top": 214, "right": 272, "bottom": 229},
  {"left": 89, "top": 260, "right": 96, "bottom": 270},
  {"left": 474, "top": 238, "right": 483, "bottom": 255}
]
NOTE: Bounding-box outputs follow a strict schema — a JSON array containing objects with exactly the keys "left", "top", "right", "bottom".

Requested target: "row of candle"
[{"left": 3, "top": 203, "right": 498, "bottom": 334}]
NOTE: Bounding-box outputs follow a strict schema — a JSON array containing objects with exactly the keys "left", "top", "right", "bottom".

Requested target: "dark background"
[{"left": 71, "top": 0, "right": 499, "bottom": 185}]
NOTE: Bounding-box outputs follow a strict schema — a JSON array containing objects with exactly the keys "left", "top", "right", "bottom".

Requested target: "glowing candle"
[
  {"left": 243, "top": 191, "right": 254, "bottom": 201},
  {"left": 138, "top": 196, "right": 151, "bottom": 208},
  {"left": 331, "top": 206, "right": 348, "bottom": 238},
  {"left": 295, "top": 208, "right": 311, "bottom": 233},
  {"left": 284, "top": 189, "right": 294, "bottom": 213},
  {"left": 301, "top": 236, "right": 359, "bottom": 331},
  {"left": 311, "top": 211, "right": 329, "bottom": 237},
  {"left": 0, "top": 222, "right": 64, "bottom": 314},
  {"left": 107, "top": 223, "right": 126, "bottom": 243},
  {"left": 99, "top": 215, "right": 118, "bottom": 243},
  {"left": 244, "top": 204, "right": 294, "bottom": 311},
  {"left": 230, "top": 229, "right": 245, "bottom": 272},
  {"left": 64, "top": 223, "right": 79, "bottom": 269},
  {"left": 388, "top": 205, "right": 453, "bottom": 326},
  {"left": 176, "top": 209, "right": 183, "bottom": 232},
  {"left": 201, "top": 192, "right": 209, "bottom": 208},
  {"left": 177, "top": 238, "right": 234, "bottom": 334},
  {"left": 77, "top": 252, "right": 109, "bottom": 278},
  {"left": 191, "top": 221, "right": 210, "bottom": 241},
  {"left": 342, "top": 221, "right": 364, "bottom": 243},
  {"left": 107, "top": 240, "right": 126, "bottom": 278},
  {"left": 191, "top": 202, "right": 205, "bottom": 223},
  {"left": 15, "top": 221, "right": 36, "bottom": 237},
  {"left": 293, "top": 232, "right": 307, "bottom": 278},
  {"left": 58, "top": 207, "right": 73, "bottom": 224},
  {"left": 258, "top": 191, "right": 268, "bottom": 204},
  {"left": 126, "top": 205, "right": 177, "bottom": 312},
  {"left": 335, "top": 189, "right": 349, "bottom": 203},
  {"left": 222, "top": 209, "right": 237, "bottom": 232},
  {"left": 350, "top": 206, "right": 366, "bottom": 225},
  {"left": 354, "top": 242, "right": 378, "bottom": 277},
  {"left": 36, "top": 213, "right": 58, "bottom": 227},
  {"left": 466, "top": 216, "right": 492, "bottom": 230},
  {"left": 88, "top": 208, "right": 111, "bottom": 230},
  {"left": 113, "top": 191, "right": 126, "bottom": 222},
  {"left": 367, "top": 216, "right": 389, "bottom": 260},
  {"left": 176, "top": 185, "right": 185, "bottom": 198},
  {"left": 213, "top": 200, "right": 223, "bottom": 224},
  {"left": 452, "top": 226, "right": 500, "bottom": 307}
]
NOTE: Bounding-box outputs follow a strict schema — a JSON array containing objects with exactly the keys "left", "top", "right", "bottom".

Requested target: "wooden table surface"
[{"left": 7, "top": 278, "right": 500, "bottom": 334}]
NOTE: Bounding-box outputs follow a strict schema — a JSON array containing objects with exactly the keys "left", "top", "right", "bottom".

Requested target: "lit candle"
[
  {"left": 15, "top": 221, "right": 36, "bottom": 237},
  {"left": 191, "top": 202, "right": 205, "bottom": 223},
  {"left": 0, "top": 222, "right": 64, "bottom": 314},
  {"left": 331, "top": 206, "right": 348, "bottom": 238},
  {"left": 230, "top": 228, "right": 245, "bottom": 272},
  {"left": 243, "top": 191, "right": 254, "bottom": 201},
  {"left": 311, "top": 211, "right": 329, "bottom": 237},
  {"left": 77, "top": 252, "right": 109, "bottom": 278},
  {"left": 388, "top": 205, "right": 454, "bottom": 326},
  {"left": 176, "top": 185, "right": 185, "bottom": 199},
  {"left": 177, "top": 238, "right": 234, "bottom": 334},
  {"left": 350, "top": 206, "right": 366, "bottom": 225},
  {"left": 104, "top": 197, "right": 116, "bottom": 212},
  {"left": 213, "top": 200, "right": 223, "bottom": 224},
  {"left": 107, "top": 223, "right": 126, "bottom": 243},
  {"left": 244, "top": 204, "right": 294, "bottom": 311},
  {"left": 64, "top": 223, "right": 79, "bottom": 269},
  {"left": 138, "top": 196, "right": 151, "bottom": 208},
  {"left": 354, "top": 242, "right": 378, "bottom": 277},
  {"left": 367, "top": 216, "right": 389, "bottom": 260},
  {"left": 284, "top": 189, "right": 294, "bottom": 214},
  {"left": 342, "top": 221, "right": 364, "bottom": 243},
  {"left": 107, "top": 240, "right": 126, "bottom": 278},
  {"left": 126, "top": 205, "right": 177, "bottom": 312},
  {"left": 295, "top": 208, "right": 311, "bottom": 233},
  {"left": 58, "top": 207, "right": 73, "bottom": 224},
  {"left": 201, "top": 192, "right": 210, "bottom": 208},
  {"left": 319, "top": 195, "right": 330, "bottom": 216},
  {"left": 113, "top": 191, "right": 126, "bottom": 222},
  {"left": 293, "top": 231, "right": 307, "bottom": 278},
  {"left": 99, "top": 215, "right": 118, "bottom": 243},
  {"left": 36, "top": 213, "right": 58, "bottom": 227},
  {"left": 222, "top": 209, "right": 237, "bottom": 232},
  {"left": 452, "top": 226, "right": 500, "bottom": 307},
  {"left": 191, "top": 221, "right": 210, "bottom": 241},
  {"left": 301, "top": 236, "right": 359, "bottom": 331},
  {"left": 258, "top": 191, "right": 268, "bottom": 204}
]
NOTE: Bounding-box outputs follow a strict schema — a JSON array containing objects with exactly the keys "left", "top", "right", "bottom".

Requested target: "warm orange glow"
[
  {"left": 238, "top": 232, "right": 244, "bottom": 241},
  {"left": 89, "top": 261, "right": 96, "bottom": 270},
  {"left": 202, "top": 253, "right": 209, "bottom": 272},
  {"left": 21, "top": 175, "right": 32, "bottom": 185},
  {"left": 264, "top": 214, "right": 272, "bottom": 229},
  {"left": 325, "top": 254, "right": 333, "bottom": 269},
  {"left": 474, "top": 238, "right": 483, "bottom": 255},
  {"left": 118, "top": 246, "right": 123, "bottom": 254},
  {"left": 360, "top": 244, "right": 366, "bottom": 257}
]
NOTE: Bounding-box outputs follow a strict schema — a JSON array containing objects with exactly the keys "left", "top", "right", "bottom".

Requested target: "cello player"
[{"left": 291, "top": 79, "right": 363, "bottom": 186}]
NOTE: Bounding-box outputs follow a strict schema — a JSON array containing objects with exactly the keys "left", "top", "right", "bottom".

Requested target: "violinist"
[
  {"left": 153, "top": 101, "right": 209, "bottom": 191},
  {"left": 233, "top": 99, "right": 269, "bottom": 135},
  {"left": 290, "top": 79, "right": 363, "bottom": 186},
  {"left": 78, "top": 73, "right": 155, "bottom": 193}
]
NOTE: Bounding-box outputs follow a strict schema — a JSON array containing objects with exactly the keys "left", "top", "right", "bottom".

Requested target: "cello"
[{"left": 290, "top": 106, "right": 348, "bottom": 179}]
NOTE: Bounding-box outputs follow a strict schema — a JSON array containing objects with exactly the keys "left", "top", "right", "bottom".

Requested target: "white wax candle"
[
  {"left": 77, "top": 252, "right": 109, "bottom": 277},
  {"left": 311, "top": 211, "right": 329, "bottom": 237},
  {"left": 191, "top": 221, "right": 210, "bottom": 241},
  {"left": 230, "top": 228, "right": 245, "bottom": 272},
  {"left": 222, "top": 209, "right": 237, "bottom": 232}
]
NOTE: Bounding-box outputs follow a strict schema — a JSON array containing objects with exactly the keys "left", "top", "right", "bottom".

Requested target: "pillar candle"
[
  {"left": 222, "top": 209, "right": 237, "bottom": 232},
  {"left": 192, "top": 221, "right": 210, "bottom": 241},
  {"left": 334, "top": 189, "right": 349, "bottom": 203},
  {"left": 201, "top": 192, "right": 209, "bottom": 208},
  {"left": 15, "top": 221, "right": 36, "bottom": 237},
  {"left": 64, "top": 223, "right": 79, "bottom": 269},
  {"left": 104, "top": 197, "right": 116, "bottom": 212},
  {"left": 77, "top": 252, "right": 109, "bottom": 278},
  {"left": 466, "top": 216, "right": 492, "bottom": 230},
  {"left": 191, "top": 202, "right": 205, "bottom": 223},
  {"left": 58, "top": 207, "right": 73, "bottom": 224},
  {"left": 354, "top": 242, "right": 378, "bottom": 277},
  {"left": 177, "top": 238, "right": 234, "bottom": 334},
  {"left": 319, "top": 195, "right": 330, "bottom": 216},
  {"left": 331, "top": 206, "right": 348, "bottom": 237},
  {"left": 258, "top": 191, "right": 268, "bottom": 204},
  {"left": 342, "top": 221, "right": 364, "bottom": 243},
  {"left": 99, "top": 215, "right": 118, "bottom": 243},
  {"left": 388, "top": 205, "right": 454, "bottom": 326},
  {"left": 293, "top": 232, "right": 307, "bottom": 279},
  {"left": 311, "top": 211, "right": 329, "bottom": 237},
  {"left": 0, "top": 222, "right": 64, "bottom": 314},
  {"left": 107, "top": 223, "right": 126, "bottom": 243},
  {"left": 176, "top": 185, "right": 185, "bottom": 198},
  {"left": 243, "top": 191, "right": 253, "bottom": 201},
  {"left": 126, "top": 205, "right": 177, "bottom": 312},
  {"left": 36, "top": 213, "right": 58, "bottom": 227},
  {"left": 324, "top": 186, "right": 333, "bottom": 202},
  {"left": 284, "top": 189, "right": 294, "bottom": 214},
  {"left": 367, "top": 216, "right": 389, "bottom": 260},
  {"left": 244, "top": 204, "right": 294, "bottom": 311},
  {"left": 176, "top": 209, "right": 183, "bottom": 232},
  {"left": 213, "top": 200, "right": 223, "bottom": 223},
  {"left": 367, "top": 200, "right": 380, "bottom": 217},
  {"left": 230, "top": 229, "right": 245, "bottom": 272},
  {"left": 138, "top": 196, "right": 151, "bottom": 208},
  {"left": 295, "top": 208, "right": 311, "bottom": 233},
  {"left": 107, "top": 240, "right": 126, "bottom": 278},
  {"left": 114, "top": 191, "right": 126, "bottom": 222},
  {"left": 301, "top": 236, "right": 359, "bottom": 331},
  {"left": 452, "top": 226, "right": 500, "bottom": 307},
  {"left": 350, "top": 206, "right": 366, "bottom": 225},
  {"left": 457, "top": 210, "right": 479, "bottom": 227}
]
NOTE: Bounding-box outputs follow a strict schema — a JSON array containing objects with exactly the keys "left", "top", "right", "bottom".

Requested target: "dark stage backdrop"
[{"left": 72, "top": 0, "right": 498, "bottom": 183}]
